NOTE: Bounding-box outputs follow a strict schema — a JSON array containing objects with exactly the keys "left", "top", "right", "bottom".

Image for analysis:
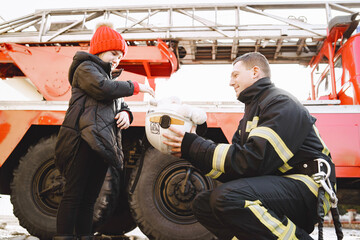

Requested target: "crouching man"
[{"left": 163, "top": 52, "right": 338, "bottom": 240}]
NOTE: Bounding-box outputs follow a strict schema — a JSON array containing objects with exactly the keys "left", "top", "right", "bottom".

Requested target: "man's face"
[
  {"left": 229, "top": 61, "right": 257, "bottom": 98},
  {"left": 99, "top": 50, "right": 123, "bottom": 70}
]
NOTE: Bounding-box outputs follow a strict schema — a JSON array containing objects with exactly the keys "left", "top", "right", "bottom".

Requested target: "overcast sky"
[{"left": 0, "top": 0, "right": 330, "bottom": 101}]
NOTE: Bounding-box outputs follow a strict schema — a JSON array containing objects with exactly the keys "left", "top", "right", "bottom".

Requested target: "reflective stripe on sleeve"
[
  {"left": 213, "top": 144, "right": 231, "bottom": 172},
  {"left": 205, "top": 144, "right": 231, "bottom": 179},
  {"left": 205, "top": 169, "right": 222, "bottom": 179},
  {"left": 246, "top": 116, "right": 259, "bottom": 132},
  {"left": 244, "top": 200, "right": 299, "bottom": 240},
  {"left": 248, "top": 126, "right": 294, "bottom": 172},
  {"left": 313, "top": 125, "right": 330, "bottom": 156}
]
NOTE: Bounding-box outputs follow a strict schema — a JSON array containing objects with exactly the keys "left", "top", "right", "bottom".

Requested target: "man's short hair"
[{"left": 233, "top": 52, "right": 271, "bottom": 78}]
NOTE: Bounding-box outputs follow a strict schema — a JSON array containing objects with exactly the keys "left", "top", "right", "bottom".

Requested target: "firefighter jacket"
[
  {"left": 181, "top": 77, "right": 336, "bottom": 183},
  {"left": 55, "top": 51, "right": 136, "bottom": 174}
]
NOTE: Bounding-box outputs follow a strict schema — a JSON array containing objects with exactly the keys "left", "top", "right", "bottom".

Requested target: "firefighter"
[
  {"left": 163, "top": 52, "right": 337, "bottom": 240},
  {"left": 54, "top": 22, "right": 154, "bottom": 240}
]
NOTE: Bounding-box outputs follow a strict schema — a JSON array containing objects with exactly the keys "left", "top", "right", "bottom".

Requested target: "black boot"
[{"left": 52, "top": 236, "right": 77, "bottom": 240}]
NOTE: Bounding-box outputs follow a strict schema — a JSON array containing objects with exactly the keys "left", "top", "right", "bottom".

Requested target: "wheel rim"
[
  {"left": 32, "top": 158, "right": 64, "bottom": 216},
  {"left": 154, "top": 160, "right": 216, "bottom": 224}
]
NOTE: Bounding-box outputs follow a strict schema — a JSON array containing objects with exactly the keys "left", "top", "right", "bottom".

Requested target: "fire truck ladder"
[{"left": 1, "top": 1, "right": 360, "bottom": 65}]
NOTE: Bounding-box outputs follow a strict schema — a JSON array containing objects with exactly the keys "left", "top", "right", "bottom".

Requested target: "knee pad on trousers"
[
  {"left": 209, "top": 186, "right": 247, "bottom": 220},
  {"left": 192, "top": 190, "right": 212, "bottom": 216},
  {"left": 79, "top": 236, "right": 94, "bottom": 240},
  {"left": 53, "top": 236, "right": 77, "bottom": 240}
]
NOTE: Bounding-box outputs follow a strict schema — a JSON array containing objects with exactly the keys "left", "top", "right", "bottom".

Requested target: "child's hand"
[
  {"left": 115, "top": 111, "right": 130, "bottom": 129},
  {"left": 139, "top": 84, "right": 155, "bottom": 97}
]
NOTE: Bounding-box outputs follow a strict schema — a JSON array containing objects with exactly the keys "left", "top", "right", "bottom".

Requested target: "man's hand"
[
  {"left": 163, "top": 125, "right": 196, "bottom": 157},
  {"left": 115, "top": 111, "right": 130, "bottom": 129}
]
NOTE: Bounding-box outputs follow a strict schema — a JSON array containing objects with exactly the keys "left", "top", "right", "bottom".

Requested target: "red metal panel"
[
  {"left": 207, "top": 112, "right": 243, "bottom": 143},
  {"left": 0, "top": 110, "right": 64, "bottom": 167},
  {"left": 0, "top": 46, "right": 12, "bottom": 62},
  {"left": 0, "top": 110, "right": 31, "bottom": 166},
  {"left": 0, "top": 42, "right": 178, "bottom": 101},
  {"left": 313, "top": 112, "right": 360, "bottom": 177},
  {"left": 335, "top": 166, "right": 360, "bottom": 178},
  {"left": 1, "top": 44, "right": 74, "bottom": 101},
  {"left": 310, "top": 29, "right": 360, "bottom": 105},
  {"left": 118, "top": 71, "right": 147, "bottom": 102},
  {"left": 339, "top": 34, "right": 360, "bottom": 105}
]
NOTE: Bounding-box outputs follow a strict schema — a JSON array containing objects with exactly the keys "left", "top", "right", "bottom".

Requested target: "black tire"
[
  {"left": 128, "top": 147, "right": 217, "bottom": 240},
  {"left": 10, "top": 135, "right": 122, "bottom": 240}
]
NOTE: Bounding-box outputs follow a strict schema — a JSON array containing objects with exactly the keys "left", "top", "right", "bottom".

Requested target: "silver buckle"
[{"left": 312, "top": 158, "right": 338, "bottom": 207}]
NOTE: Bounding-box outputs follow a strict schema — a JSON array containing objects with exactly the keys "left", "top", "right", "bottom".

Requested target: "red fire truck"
[{"left": 1, "top": 3, "right": 360, "bottom": 240}]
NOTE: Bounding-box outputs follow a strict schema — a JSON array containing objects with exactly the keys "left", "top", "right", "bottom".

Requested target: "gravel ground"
[{"left": 1, "top": 194, "right": 359, "bottom": 240}]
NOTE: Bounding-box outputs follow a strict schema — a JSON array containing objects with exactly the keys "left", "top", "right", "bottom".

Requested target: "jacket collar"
[
  {"left": 238, "top": 77, "right": 273, "bottom": 104},
  {"left": 68, "top": 51, "right": 112, "bottom": 84}
]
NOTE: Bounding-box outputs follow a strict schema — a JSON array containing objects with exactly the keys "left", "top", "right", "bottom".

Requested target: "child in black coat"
[{"left": 54, "top": 22, "right": 154, "bottom": 240}]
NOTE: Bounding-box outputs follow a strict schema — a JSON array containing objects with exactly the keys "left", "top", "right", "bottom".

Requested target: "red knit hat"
[{"left": 89, "top": 22, "right": 128, "bottom": 56}]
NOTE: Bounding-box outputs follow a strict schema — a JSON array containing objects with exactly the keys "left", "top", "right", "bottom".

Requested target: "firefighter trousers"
[{"left": 192, "top": 175, "right": 319, "bottom": 240}]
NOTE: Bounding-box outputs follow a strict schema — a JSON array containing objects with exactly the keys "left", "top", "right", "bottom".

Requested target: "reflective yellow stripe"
[
  {"left": 231, "top": 237, "right": 239, "bottom": 240},
  {"left": 323, "top": 192, "right": 331, "bottom": 215},
  {"left": 280, "top": 218, "right": 299, "bottom": 240},
  {"left": 244, "top": 199, "right": 262, "bottom": 208},
  {"left": 313, "top": 125, "right": 330, "bottom": 156},
  {"left": 205, "top": 169, "right": 222, "bottom": 179},
  {"left": 285, "top": 174, "right": 331, "bottom": 216},
  {"left": 245, "top": 200, "right": 285, "bottom": 237},
  {"left": 278, "top": 162, "right": 293, "bottom": 173},
  {"left": 244, "top": 200, "right": 298, "bottom": 239},
  {"left": 246, "top": 116, "right": 259, "bottom": 132},
  {"left": 284, "top": 174, "right": 319, "bottom": 196},
  {"left": 246, "top": 121, "right": 252, "bottom": 132},
  {"left": 206, "top": 144, "right": 231, "bottom": 179},
  {"left": 248, "top": 127, "right": 294, "bottom": 163},
  {"left": 213, "top": 144, "right": 231, "bottom": 172}
]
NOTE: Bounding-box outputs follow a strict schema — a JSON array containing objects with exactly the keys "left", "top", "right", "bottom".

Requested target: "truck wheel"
[
  {"left": 128, "top": 147, "right": 218, "bottom": 240},
  {"left": 10, "top": 135, "right": 122, "bottom": 240}
]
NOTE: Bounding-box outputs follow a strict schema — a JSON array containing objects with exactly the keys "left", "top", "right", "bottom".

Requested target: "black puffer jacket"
[{"left": 55, "top": 51, "right": 136, "bottom": 174}]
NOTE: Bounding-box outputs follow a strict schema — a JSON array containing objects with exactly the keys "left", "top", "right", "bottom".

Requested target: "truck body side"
[{"left": 1, "top": 10, "right": 360, "bottom": 240}]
